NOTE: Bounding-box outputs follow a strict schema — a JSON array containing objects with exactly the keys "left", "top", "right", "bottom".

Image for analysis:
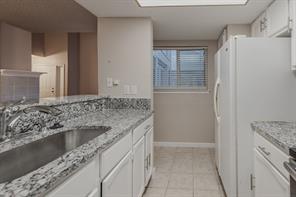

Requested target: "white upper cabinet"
[
  {"left": 266, "top": 0, "right": 290, "bottom": 37},
  {"left": 291, "top": 0, "right": 296, "bottom": 70},
  {"left": 251, "top": 12, "right": 267, "bottom": 37}
]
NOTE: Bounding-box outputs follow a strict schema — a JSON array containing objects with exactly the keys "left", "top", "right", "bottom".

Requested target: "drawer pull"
[{"left": 258, "top": 146, "right": 271, "bottom": 156}]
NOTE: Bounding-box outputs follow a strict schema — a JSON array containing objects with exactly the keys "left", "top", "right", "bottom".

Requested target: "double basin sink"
[{"left": 0, "top": 126, "right": 111, "bottom": 184}]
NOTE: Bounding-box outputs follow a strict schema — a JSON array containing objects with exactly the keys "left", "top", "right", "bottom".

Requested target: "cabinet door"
[
  {"left": 145, "top": 128, "right": 153, "bottom": 185},
  {"left": 254, "top": 149, "right": 289, "bottom": 197},
  {"left": 291, "top": 0, "right": 296, "bottom": 70},
  {"left": 88, "top": 188, "right": 99, "bottom": 197},
  {"left": 133, "top": 137, "right": 145, "bottom": 197},
  {"left": 251, "top": 12, "right": 267, "bottom": 37},
  {"left": 266, "top": 0, "right": 289, "bottom": 37},
  {"left": 46, "top": 161, "right": 97, "bottom": 197},
  {"left": 102, "top": 152, "right": 133, "bottom": 197}
]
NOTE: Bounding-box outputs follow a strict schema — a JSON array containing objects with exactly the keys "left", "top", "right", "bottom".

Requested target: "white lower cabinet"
[
  {"left": 47, "top": 116, "right": 153, "bottom": 197},
  {"left": 102, "top": 151, "right": 133, "bottom": 197},
  {"left": 46, "top": 160, "right": 98, "bottom": 197},
  {"left": 133, "top": 137, "right": 145, "bottom": 197},
  {"left": 88, "top": 188, "right": 99, "bottom": 197},
  {"left": 254, "top": 149, "right": 289, "bottom": 197},
  {"left": 145, "top": 128, "right": 153, "bottom": 185}
]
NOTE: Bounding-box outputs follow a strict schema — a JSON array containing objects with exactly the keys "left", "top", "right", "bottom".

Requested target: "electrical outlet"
[
  {"left": 124, "top": 85, "right": 130, "bottom": 95},
  {"left": 130, "top": 85, "right": 137, "bottom": 95},
  {"left": 107, "top": 78, "right": 113, "bottom": 88}
]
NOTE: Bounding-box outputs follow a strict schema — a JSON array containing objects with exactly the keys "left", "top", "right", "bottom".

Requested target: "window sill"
[{"left": 153, "top": 89, "right": 210, "bottom": 94}]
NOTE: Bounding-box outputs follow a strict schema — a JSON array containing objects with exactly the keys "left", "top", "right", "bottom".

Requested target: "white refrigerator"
[{"left": 214, "top": 36, "right": 296, "bottom": 197}]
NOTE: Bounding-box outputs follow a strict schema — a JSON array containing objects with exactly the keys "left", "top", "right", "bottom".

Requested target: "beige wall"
[
  {"left": 98, "top": 17, "right": 153, "bottom": 99},
  {"left": 227, "top": 24, "right": 251, "bottom": 38},
  {"left": 32, "top": 33, "right": 68, "bottom": 96},
  {"left": 80, "top": 33, "right": 98, "bottom": 94},
  {"left": 0, "top": 22, "right": 32, "bottom": 70},
  {"left": 153, "top": 40, "right": 217, "bottom": 143}
]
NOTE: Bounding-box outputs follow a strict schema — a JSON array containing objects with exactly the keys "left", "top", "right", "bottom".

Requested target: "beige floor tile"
[
  {"left": 194, "top": 173, "right": 220, "bottom": 191},
  {"left": 175, "top": 152, "right": 194, "bottom": 161},
  {"left": 193, "top": 159, "right": 215, "bottom": 174},
  {"left": 143, "top": 188, "right": 166, "bottom": 197},
  {"left": 148, "top": 172, "right": 170, "bottom": 188},
  {"left": 193, "top": 148, "right": 211, "bottom": 155},
  {"left": 165, "top": 189, "right": 194, "bottom": 197},
  {"left": 168, "top": 173, "right": 194, "bottom": 189},
  {"left": 194, "top": 190, "right": 224, "bottom": 197},
  {"left": 155, "top": 157, "right": 174, "bottom": 173},
  {"left": 176, "top": 147, "right": 194, "bottom": 153},
  {"left": 171, "top": 159, "right": 193, "bottom": 174}
]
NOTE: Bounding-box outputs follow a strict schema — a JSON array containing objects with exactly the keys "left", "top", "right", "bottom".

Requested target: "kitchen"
[{"left": 0, "top": 0, "right": 296, "bottom": 197}]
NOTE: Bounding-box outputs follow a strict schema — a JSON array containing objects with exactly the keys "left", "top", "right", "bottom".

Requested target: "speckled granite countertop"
[
  {"left": 251, "top": 121, "right": 296, "bottom": 155},
  {"left": 0, "top": 108, "right": 152, "bottom": 197}
]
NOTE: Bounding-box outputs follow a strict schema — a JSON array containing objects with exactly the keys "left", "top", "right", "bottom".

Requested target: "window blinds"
[{"left": 153, "top": 47, "right": 208, "bottom": 90}]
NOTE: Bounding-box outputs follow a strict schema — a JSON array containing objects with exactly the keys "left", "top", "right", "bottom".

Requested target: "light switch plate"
[{"left": 113, "top": 80, "right": 120, "bottom": 86}]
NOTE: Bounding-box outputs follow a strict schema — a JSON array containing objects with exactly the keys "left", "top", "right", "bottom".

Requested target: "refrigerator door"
[{"left": 219, "top": 39, "right": 237, "bottom": 197}]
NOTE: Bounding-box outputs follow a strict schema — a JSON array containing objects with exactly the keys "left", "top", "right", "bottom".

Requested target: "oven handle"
[{"left": 284, "top": 161, "right": 296, "bottom": 181}]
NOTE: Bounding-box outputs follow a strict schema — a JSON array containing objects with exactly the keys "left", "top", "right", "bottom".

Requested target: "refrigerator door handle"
[{"left": 214, "top": 79, "right": 221, "bottom": 120}]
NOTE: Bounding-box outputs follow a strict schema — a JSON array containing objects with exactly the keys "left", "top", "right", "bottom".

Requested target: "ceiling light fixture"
[{"left": 136, "top": 0, "right": 248, "bottom": 7}]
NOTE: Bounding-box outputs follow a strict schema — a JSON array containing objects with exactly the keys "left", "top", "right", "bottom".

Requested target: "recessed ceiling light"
[{"left": 136, "top": 0, "right": 248, "bottom": 7}]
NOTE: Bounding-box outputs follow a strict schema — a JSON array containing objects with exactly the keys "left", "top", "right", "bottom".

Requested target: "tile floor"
[{"left": 143, "top": 147, "right": 225, "bottom": 197}]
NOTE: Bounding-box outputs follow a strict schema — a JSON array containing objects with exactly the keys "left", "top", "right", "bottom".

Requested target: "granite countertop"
[
  {"left": 251, "top": 121, "right": 296, "bottom": 155},
  {"left": 0, "top": 108, "right": 153, "bottom": 197}
]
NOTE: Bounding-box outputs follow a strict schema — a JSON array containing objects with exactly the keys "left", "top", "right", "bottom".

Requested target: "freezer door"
[{"left": 214, "top": 51, "right": 221, "bottom": 171}]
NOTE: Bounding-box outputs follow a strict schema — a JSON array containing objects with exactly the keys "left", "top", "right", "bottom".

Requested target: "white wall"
[
  {"left": 97, "top": 17, "right": 153, "bottom": 99},
  {"left": 0, "top": 22, "right": 32, "bottom": 70},
  {"left": 153, "top": 40, "right": 217, "bottom": 144}
]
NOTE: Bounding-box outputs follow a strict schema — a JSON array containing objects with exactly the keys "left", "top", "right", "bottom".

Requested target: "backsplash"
[{"left": 1, "top": 96, "right": 151, "bottom": 138}]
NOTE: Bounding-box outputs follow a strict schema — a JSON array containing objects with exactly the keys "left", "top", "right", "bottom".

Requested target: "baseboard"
[{"left": 154, "top": 141, "right": 215, "bottom": 148}]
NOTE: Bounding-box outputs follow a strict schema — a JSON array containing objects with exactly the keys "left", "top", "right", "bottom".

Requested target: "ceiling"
[
  {"left": 75, "top": 0, "right": 273, "bottom": 40},
  {"left": 0, "top": 0, "right": 97, "bottom": 33}
]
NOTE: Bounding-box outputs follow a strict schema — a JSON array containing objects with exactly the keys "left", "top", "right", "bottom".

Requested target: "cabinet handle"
[
  {"left": 250, "top": 174, "right": 255, "bottom": 190},
  {"left": 258, "top": 146, "right": 271, "bottom": 156},
  {"left": 148, "top": 153, "right": 151, "bottom": 167},
  {"left": 145, "top": 157, "right": 149, "bottom": 170},
  {"left": 145, "top": 125, "right": 151, "bottom": 131},
  {"left": 260, "top": 20, "right": 264, "bottom": 32}
]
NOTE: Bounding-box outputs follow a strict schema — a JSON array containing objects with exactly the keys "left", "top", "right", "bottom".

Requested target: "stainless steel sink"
[{"left": 0, "top": 126, "right": 111, "bottom": 184}]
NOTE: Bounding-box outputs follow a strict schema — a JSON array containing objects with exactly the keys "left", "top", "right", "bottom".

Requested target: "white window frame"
[{"left": 153, "top": 46, "right": 209, "bottom": 92}]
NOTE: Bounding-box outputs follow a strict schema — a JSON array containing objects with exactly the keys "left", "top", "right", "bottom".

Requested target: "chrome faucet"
[{"left": 0, "top": 99, "right": 62, "bottom": 142}]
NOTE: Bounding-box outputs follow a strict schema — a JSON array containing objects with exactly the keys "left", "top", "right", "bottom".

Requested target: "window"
[{"left": 153, "top": 47, "right": 208, "bottom": 90}]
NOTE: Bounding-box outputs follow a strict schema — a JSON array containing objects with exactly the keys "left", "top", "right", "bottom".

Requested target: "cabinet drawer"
[
  {"left": 133, "top": 116, "right": 153, "bottom": 145},
  {"left": 47, "top": 160, "right": 96, "bottom": 197},
  {"left": 100, "top": 133, "right": 132, "bottom": 178},
  {"left": 254, "top": 132, "right": 289, "bottom": 179}
]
